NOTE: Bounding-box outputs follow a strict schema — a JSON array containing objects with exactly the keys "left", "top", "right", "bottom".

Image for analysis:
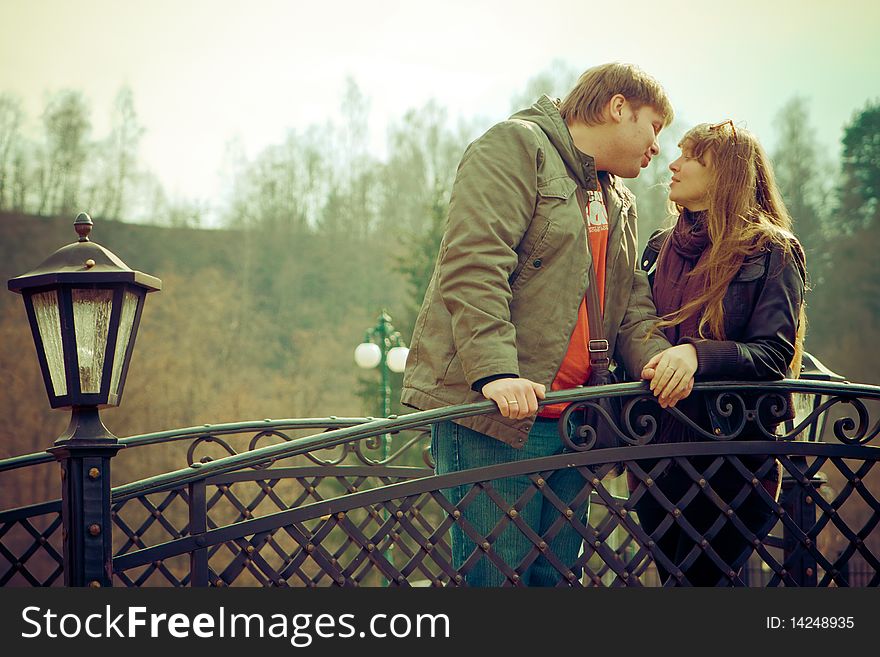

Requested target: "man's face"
[{"left": 609, "top": 102, "right": 663, "bottom": 178}]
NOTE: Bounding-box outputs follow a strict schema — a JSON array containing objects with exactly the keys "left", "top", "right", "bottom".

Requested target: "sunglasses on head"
[{"left": 709, "top": 119, "right": 737, "bottom": 144}]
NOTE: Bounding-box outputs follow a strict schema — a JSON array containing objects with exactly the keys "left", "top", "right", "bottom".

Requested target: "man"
[{"left": 401, "top": 63, "right": 694, "bottom": 586}]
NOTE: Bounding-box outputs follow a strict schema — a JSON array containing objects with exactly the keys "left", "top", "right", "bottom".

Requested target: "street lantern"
[
  {"left": 355, "top": 309, "right": 409, "bottom": 470},
  {"left": 8, "top": 212, "right": 161, "bottom": 410},
  {"left": 386, "top": 346, "right": 409, "bottom": 374},
  {"left": 354, "top": 310, "right": 409, "bottom": 419},
  {"left": 354, "top": 342, "right": 382, "bottom": 369},
  {"left": 6, "top": 213, "right": 161, "bottom": 587}
]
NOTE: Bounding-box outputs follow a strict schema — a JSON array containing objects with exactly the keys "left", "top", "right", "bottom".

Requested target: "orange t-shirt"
[{"left": 539, "top": 187, "right": 609, "bottom": 418}]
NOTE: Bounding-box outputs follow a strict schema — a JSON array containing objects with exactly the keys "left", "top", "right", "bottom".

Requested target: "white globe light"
[
  {"left": 387, "top": 346, "right": 410, "bottom": 373},
  {"left": 354, "top": 342, "right": 381, "bottom": 369}
]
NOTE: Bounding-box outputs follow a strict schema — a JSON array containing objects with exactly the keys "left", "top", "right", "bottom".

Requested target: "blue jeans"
[{"left": 431, "top": 417, "right": 591, "bottom": 586}]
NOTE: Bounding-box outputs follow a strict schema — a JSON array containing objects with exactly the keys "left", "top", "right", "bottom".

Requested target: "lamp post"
[
  {"left": 354, "top": 311, "right": 408, "bottom": 585},
  {"left": 7, "top": 213, "right": 161, "bottom": 587},
  {"left": 354, "top": 310, "right": 408, "bottom": 458}
]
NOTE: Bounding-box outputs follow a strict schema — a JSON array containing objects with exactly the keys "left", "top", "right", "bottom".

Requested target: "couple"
[{"left": 401, "top": 63, "right": 806, "bottom": 586}]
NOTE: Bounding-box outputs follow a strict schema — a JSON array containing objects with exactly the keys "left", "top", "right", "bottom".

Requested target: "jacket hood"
[{"left": 509, "top": 95, "right": 599, "bottom": 190}]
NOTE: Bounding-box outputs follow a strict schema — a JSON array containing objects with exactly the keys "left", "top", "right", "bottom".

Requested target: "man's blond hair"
[{"left": 559, "top": 63, "right": 673, "bottom": 127}]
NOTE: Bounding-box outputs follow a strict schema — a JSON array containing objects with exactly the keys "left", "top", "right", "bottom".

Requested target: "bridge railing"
[
  {"left": 1, "top": 379, "right": 879, "bottom": 586},
  {"left": 0, "top": 416, "right": 377, "bottom": 586}
]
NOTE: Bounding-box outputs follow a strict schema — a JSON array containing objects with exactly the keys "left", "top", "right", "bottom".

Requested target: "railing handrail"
[
  {"left": 108, "top": 378, "right": 880, "bottom": 503},
  {"left": 0, "top": 416, "right": 373, "bottom": 474}
]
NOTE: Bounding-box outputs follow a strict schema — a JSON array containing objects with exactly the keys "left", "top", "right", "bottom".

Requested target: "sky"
[{"left": 2, "top": 0, "right": 879, "bottom": 224}]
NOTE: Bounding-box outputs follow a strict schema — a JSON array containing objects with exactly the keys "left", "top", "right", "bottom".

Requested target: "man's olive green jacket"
[{"left": 401, "top": 96, "right": 670, "bottom": 447}]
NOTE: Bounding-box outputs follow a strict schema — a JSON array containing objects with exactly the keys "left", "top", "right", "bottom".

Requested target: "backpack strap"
[{"left": 574, "top": 186, "right": 610, "bottom": 373}]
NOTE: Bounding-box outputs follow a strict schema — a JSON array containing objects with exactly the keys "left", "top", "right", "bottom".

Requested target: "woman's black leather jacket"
[{"left": 641, "top": 228, "right": 807, "bottom": 436}]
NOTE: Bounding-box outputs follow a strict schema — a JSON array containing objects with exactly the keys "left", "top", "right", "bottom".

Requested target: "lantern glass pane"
[
  {"left": 31, "top": 290, "right": 67, "bottom": 396},
  {"left": 72, "top": 288, "right": 113, "bottom": 393},
  {"left": 109, "top": 290, "right": 139, "bottom": 396}
]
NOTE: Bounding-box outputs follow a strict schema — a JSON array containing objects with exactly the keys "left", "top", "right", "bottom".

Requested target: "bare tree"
[
  {"left": 109, "top": 86, "right": 144, "bottom": 218},
  {"left": 10, "top": 146, "right": 28, "bottom": 211},
  {"left": 0, "top": 92, "right": 24, "bottom": 210},
  {"left": 37, "top": 90, "right": 91, "bottom": 216},
  {"left": 331, "top": 77, "right": 377, "bottom": 239}
]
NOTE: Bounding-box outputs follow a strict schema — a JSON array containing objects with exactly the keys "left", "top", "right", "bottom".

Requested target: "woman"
[{"left": 634, "top": 120, "right": 807, "bottom": 586}]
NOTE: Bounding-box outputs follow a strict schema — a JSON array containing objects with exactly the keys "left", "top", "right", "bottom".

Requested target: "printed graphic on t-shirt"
[{"left": 584, "top": 189, "right": 609, "bottom": 233}]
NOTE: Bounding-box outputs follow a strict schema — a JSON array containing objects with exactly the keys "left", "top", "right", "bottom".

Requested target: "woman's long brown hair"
[{"left": 658, "top": 122, "right": 806, "bottom": 375}]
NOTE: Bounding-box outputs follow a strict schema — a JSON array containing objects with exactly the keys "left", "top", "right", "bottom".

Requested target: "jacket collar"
[
  {"left": 517, "top": 96, "right": 599, "bottom": 190},
  {"left": 512, "top": 95, "right": 632, "bottom": 206}
]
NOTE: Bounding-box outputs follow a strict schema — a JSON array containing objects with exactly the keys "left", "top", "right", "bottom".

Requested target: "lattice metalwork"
[
  {"left": 110, "top": 441, "right": 880, "bottom": 587},
  {"left": 112, "top": 489, "right": 192, "bottom": 586},
  {"left": 199, "top": 468, "right": 432, "bottom": 587},
  {"left": 106, "top": 464, "right": 434, "bottom": 587},
  {"left": 0, "top": 503, "right": 63, "bottom": 586}
]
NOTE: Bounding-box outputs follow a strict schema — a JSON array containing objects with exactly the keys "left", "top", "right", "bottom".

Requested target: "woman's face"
[{"left": 668, "top": 144, "right": 713, "bottom": 211}]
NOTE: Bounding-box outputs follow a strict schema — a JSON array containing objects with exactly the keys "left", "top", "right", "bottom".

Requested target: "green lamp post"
[{"left": 354, "top": 310, "right": 409, "bottom": 458}]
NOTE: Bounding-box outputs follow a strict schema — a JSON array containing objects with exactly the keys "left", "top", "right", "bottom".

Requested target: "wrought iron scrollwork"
[
  {"left": 560, "top": 389, "right": 800, "bottom": 448},
  {"left": 756, "top": 390, "right": 791, "bottom": 421},
  {"left": 620, "top": 395, "right": 660, "bottom": 445},
  {"left": 301, "top": 441, "right": 352, "bottom": 466},
  {"left": 352, "top": 430, "right": 431, "bottom": 466},
  {"left": 294, "top": 428, "right": 354, "bottom": 466},
  {"left": 247, "top": 430, "right": 293, "bottom": 452},
  {"left": 184, "top": 425, "right": 436, "bottom": 468},
  {"left": 186, "top": 434, "right": 237, "bottom": 465},
  {"left": 557, "top": 401, "right": 598, "bottom": 451},
  {"left": 363, "top": 432, "right": 383, "bottom": 452},
  {"left": 774, "top": 394, "right": 880, "bottom": 445},
  {"left": 832, "top": 396, "right": 873, "bottom": 445},
  {"left": 558, "top": 394, "right": 659, "bottom": 451}
]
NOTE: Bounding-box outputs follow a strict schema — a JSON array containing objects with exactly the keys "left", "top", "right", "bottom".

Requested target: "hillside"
[{"left": 0, "top": 211, "right": 412, "bottom": 501}]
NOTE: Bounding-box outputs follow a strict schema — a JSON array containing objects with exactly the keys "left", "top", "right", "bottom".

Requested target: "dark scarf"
[
  {"left": 652, "top": 210, "right": 711, "bottom": 344},
  {"left": 652, "top": 210, "right": 711, "bottom": 444}
]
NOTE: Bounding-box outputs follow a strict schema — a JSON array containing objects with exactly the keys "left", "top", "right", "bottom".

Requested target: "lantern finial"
[{"left": 74, "top": 212, "right": 93, "bottom": 242}]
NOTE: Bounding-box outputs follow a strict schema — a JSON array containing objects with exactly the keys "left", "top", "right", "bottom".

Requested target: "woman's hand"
[{"left": 641, "top": 344, "right": 698, "bottom": 408}]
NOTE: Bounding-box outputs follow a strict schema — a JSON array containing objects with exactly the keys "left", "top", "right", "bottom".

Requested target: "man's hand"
[
  {"left": 481, "top": 378, "right": 546, "bottom": 419},
  {"left": 641, "top": 344, "right": 698, "bottom": 409}
]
